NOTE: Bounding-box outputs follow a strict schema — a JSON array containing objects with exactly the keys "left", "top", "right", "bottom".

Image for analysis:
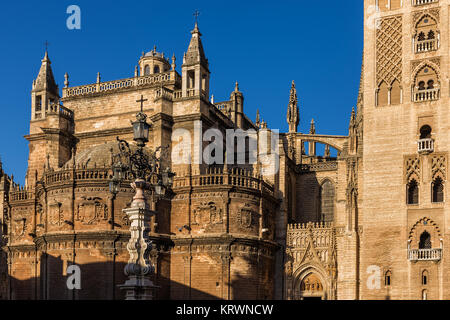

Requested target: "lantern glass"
[
  {"left": 109, "top": 180, "right": 119, "bottom": 195},
  {"left": 162, "top": 172, "right": 169, "bottom": 186},
  {"left": 133, "top": 120, "right": 150, "bottom": 143},
  {"left": 154, "top": 184, "right": 164, "bottom": 196}
]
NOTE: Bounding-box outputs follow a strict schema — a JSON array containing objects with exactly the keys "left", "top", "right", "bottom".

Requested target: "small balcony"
[
  {"left": 418, "top": 138, "right": 434, "bottom": 154},
  {"left": 413, "top": 87, "right": 440, "bottom": 102},
  {"left": 408, "top": 248, "right": 442, "bottom": 261},
  {"left": 413, "top": 0, "right": 439, "bottom": 6},
  {"left": 416, "top": 39, "right": 438, "bottom": 53}
]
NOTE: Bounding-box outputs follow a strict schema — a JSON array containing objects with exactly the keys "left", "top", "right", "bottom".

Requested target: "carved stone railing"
[
  {"left": 172, "top": 167, "right": 274, "bottom": 194},
  {"left": 9, "top": 188, "right": 35, "bottom": 202},
  {"left": 418, "top": 138, "right": 434, "bottom": 154},
  {"left": 300, "top": 162, "right": 338, "bottom": 172},
  {"left": 408, "top": 248, "right": 442, "bottom": 261},
  {"left": 63, "top": 71, "right": 180, "bottom": 98},
  {"left": 34, "top": 104, "right": 74, "bottom": 120},
  {"left": 44, "top": 167, "right": 111, "bottom": 187},
  {"left": 413, "top": 0, "right": 438, "bottom": 6},
  {"left": 413, "top": 87, "right": 440, "bottom": 102},
  {"left": 416, "top": 39, "right": 438, "bottom": 53}
]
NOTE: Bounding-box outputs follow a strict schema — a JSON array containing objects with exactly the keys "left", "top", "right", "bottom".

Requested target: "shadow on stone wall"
[{"left": 4, "top": 254, "right": 220, "bottom": 300}]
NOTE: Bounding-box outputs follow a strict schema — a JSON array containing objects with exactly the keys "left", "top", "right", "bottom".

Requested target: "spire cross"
[
  {"left": 136, "top": 95, "right": 148, "bottom": 113},
  {"left": 44, "top": 40, "right": 50, "bottom": 52},
  {"left": 193, "top": 10, "right": 200, "bottom": 23}
]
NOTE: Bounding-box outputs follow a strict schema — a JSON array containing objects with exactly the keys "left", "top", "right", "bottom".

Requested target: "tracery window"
[
  {"left": 414, "top": 15, "right": 439, "bottom": 53},
  {"left": 432, "top": 177, "right": 444, "bottom": 203},
  {"left": 407, "top": 179, "right": 419, "bottom": 205}
]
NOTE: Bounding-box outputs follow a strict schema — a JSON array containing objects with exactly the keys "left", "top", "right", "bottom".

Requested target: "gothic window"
[
  {"left": 385, "top": 271, "right": 392, "bottom": 287},
  {"left": 422, "top": 270, "right": 429, "bottom": 286},
  {"left": 144, "top": 65, "right": 150, "bottom": 76},
  {"left": 407, "top": 179, "right": 419, "bottom": 205},
  {"left": 414, "top": 15, "right": 439, "bottom": 53},
  {"left": 419, "top": 231, "right": 432, "bottom": 249},
  {"left": 413, "top": 66, "right": 440, "bottom": 102},
  {"left": 154, "top": 65, "right": 160, "bottom": 74},
  {"left": 35, "top": 95, "right": 42, "bottom": 111},
  {"left": 432, "top": 177, "right": 444, "bottom": 203},
  {"left": 320, "top": 180, "right": 335, "bottom": 223}
]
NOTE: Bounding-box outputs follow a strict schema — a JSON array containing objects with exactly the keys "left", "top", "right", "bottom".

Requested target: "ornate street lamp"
[{"left": 110, "top": 95, "right": 175, "bottom": 300}]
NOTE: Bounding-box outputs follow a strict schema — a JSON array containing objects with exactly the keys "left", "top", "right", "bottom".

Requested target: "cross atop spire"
[
  {"left": 44, "top": 40, "right": 50, "bottom": 52},
  {"left": 193, "top": 10, "right": 200, "bottom": 23}
]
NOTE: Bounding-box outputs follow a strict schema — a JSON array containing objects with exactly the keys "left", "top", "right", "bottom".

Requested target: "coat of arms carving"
[
  {"left": 193, "top": 202, "right": 223, "bottom": 226},
  {"left": 49, "top": 202, "right": 64, "bottom": 226},
  {"left": 13, "top": 217, "right": 27, "bottom": 240},
  {"left": 76, "top": 197, "right": 108, "bottom": 225},
  {"left": 238, "top": 204, "right": 256, "bottom": 228}
]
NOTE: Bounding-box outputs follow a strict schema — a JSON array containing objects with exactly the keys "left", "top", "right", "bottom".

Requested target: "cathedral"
[{"left": 0, "top": 0, "right": 449, "bottom": 300}]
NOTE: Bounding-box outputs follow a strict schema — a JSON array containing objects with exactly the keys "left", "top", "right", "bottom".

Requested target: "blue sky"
[{"left": 0, "top": 1, "right": 363, "bottom": 183}]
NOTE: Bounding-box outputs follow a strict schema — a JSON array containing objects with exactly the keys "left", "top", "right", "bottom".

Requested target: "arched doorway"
[{"left": 299, "top": 273, "right": 325, "bottom": 300}]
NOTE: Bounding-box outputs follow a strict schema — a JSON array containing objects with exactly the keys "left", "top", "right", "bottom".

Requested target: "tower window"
[
  {"left": 432, "top": 177, "right": 444, "bottom": 203},
  {"left": 154, "top": 65, "right": 160, "bottom": 74},
  {"left": 419, "top": 231, "right": 432, "bottom": 249},
  {"left": 35, "top": 95, "right": 42, "bottom": 111},
  {"left": 407, "top": 179, "right": 419, "bottom": 205},
  {"left": 144, "top": 65, "right": 150, "bottom": 76},
  {"left": 385, "top": 271, "right": 392, "bottom": 287},
  {"left": 422, "top": 270, "right": 429, "bottom": 286},
  {"left": 420, "top": 125, "right": 432, "bottom": 139}
]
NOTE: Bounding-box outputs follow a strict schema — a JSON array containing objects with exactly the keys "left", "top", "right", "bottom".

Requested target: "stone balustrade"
[
  {"left": 414, "top": 87, "right": 440, "bottom": 102},
  {"left": 172, "top": 167, "right": 274, "bottom": 194},
  {"left": 9, "top": 187, "right": 34, "bottom": 202},
  {"left": 413, "top": 0, "right": 438, "bottom": 6},
  {"left": 418, "top": 138, "right": 434, "bottom": 154},
  {"left": 44, "top": 167, "right": 111, "bottom": 186},
  {"left": 63, "top": 71, "right": 180, "bottom": 98},
  {"left": 288, "top": 222, "right": 333, "bottom": 231},
  {"left": 408, "top": 248, "right": 442, "bottom": 261},
  {"left": 416, "top": 39, "right": 438, "bottom": 53}
]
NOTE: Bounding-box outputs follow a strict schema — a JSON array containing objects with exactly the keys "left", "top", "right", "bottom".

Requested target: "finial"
[
  {"left": 153, "top": 45, "right": 157, "bottom": 53},
  {"left": 211, "top": 94, "right": 214, "bottom": 104},
  {"left": 291, "top": 80, "right": 295, "bottom": 88},
  {"left": 171, "top": 54, "right": 176, "bottom": 70},
  {"left": 310, "top": 119, "right": 316, "bottom": 134},
  {"left": 256, "top": 109, "right": 260, "bottom": 127},
  {"left": 235, "top": 81, "right": 239, "bottom": 92},
  {"left": 64, "top": 73, "right": 69, "bottom": 88},
  {"left": 141, "top": 51, "right": 145, "bottom": 58},
  {"left": 134, "top": 66, "right": 138, "bottom": 77},
  {"left": 97, "top": 72, "right": 101, "bottom": 84}
]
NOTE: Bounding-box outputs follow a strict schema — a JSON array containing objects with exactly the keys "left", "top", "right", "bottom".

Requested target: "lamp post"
[{"left": 110, "top": 96, "right": 175, "bottom": 300}]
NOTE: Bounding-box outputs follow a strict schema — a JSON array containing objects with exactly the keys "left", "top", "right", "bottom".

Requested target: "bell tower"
[
  {"left": 181, "top": 22, "right": 210, "bottom": 99},
  {"left": 361, "top": 0, "right": 449, "bottom": 300}
]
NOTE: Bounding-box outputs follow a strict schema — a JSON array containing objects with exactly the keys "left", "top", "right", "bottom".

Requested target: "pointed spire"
[
  {"left": 287, "top": 80, "right": 300, "bottom": 133},
  {"left": 33, "top": 50, "right": 58, "bottom": 95},
  {"left": 184, "top": 22, "right": 208, "bottom": 68},
  {"left": 171, "top": 54, "right": 176, "bottom": 70},
  {"left": 235, "top": 81, "right": 240, "bottom": 92},
  {"left": 309, "top": 119, "right": 316, "bottom": 134}
]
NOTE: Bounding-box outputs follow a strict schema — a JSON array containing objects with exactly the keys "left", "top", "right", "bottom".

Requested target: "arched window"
[
  {"left": 420, "top": 125, "right": 432, "bottom": 139},
  {"left": 427, "top": 80, "right": 434, "bottom": 89},
  {"left": 422, "top": 289, "right": 428, "bottom": 301},
  {"left": 407, "top": 179, "right": 419, "bottom": 205},
  {"left": 428, "top": 30, "right": 435, "bottom": 40},
  {"left": 419, "top": 231, "right": 432, "bottom": 249},
  {"left": 144, "top": 65, "right": 150, "bottom": 76},
  {"left": 432, "top": 177, "right": 444, "bottom": 203},
  {"left": 418, "top": 32, "right": 426, "bottom": 41},
  {"left": 154, "top": 65, "right": 160, "bottom": 74},
  {"left": 391, "top": 80, "right": 401, "bottom": 105},
  {"left": 320, "top": 180, "right": 335, "bottom": 223},
  {"left": 422, "top": 270, "right": 429, "bottom": 286},
  {"left": 377, "top": 81, "right": 389, "bottom": 106},
  {"left": 418, "top": 81, "right": 426, "bottom": 91},
  {"left": 385, "top": 271, "right": 392, "bottom": 287}
]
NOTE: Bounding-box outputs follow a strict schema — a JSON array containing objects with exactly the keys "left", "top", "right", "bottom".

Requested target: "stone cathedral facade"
[{"left": 0, "top": 0, "right": 449, "bottom": 300}]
